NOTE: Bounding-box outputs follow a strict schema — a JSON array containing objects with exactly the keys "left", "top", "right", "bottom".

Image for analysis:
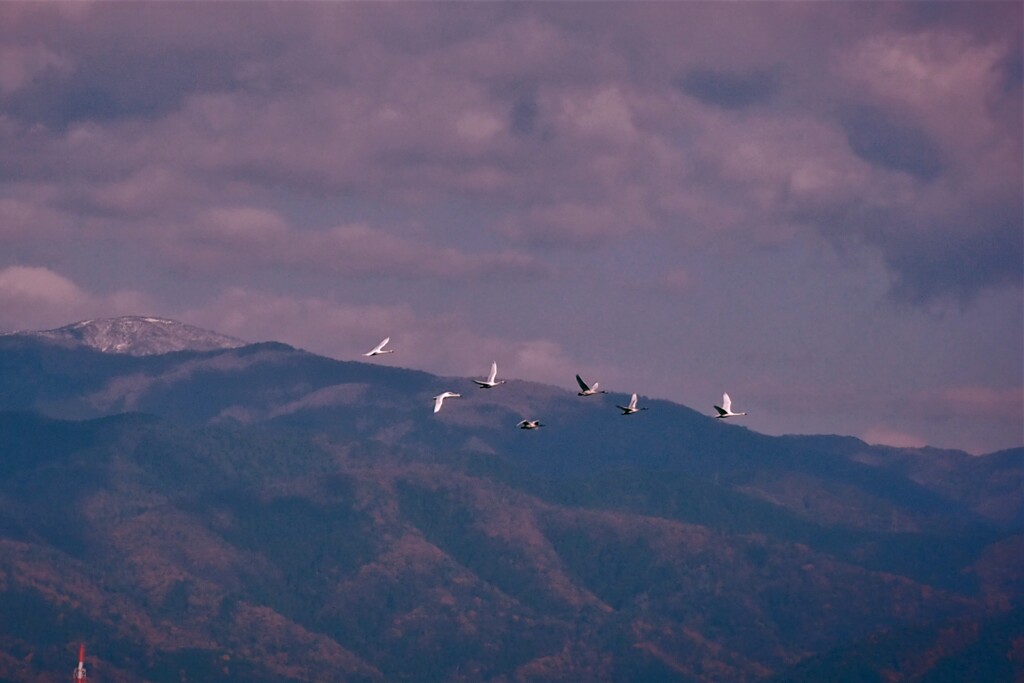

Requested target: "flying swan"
[
  {"left": 713, "top": 393, "right": 747, "bottom": 419},
  {"left": 472, "top": 361, "right": 506, "bottom": 388},
  {"left": 433, "top": 391, "right": 461, "bottom": 414},
  {"left": 363, "top": 337, "right": 394, "bottom": 357},
  {"left": 576, "top": 374, "right": 608, "bottom": 396},
  {"left": 517, "top": 420, "right": 543, "bottom": 429},
  {"left": 617, "top": 393, "right": 647, "bottom": 415},
  {"left": 432, "top": 393, "right": 460, "bottom": 413}
]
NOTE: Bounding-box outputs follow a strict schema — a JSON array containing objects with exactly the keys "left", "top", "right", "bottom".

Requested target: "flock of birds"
[{"left": 363, "top": 336, "right": 746, "bottom": 428}]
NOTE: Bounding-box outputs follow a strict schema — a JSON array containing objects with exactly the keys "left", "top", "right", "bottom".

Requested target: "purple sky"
[{"left": 1, "top": 3, "right": 1020, "bottom": 454}]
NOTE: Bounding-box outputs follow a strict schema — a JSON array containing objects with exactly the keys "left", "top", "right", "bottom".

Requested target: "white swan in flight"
[
  {"left": 472, "top": 361, "right": 505, "bottom": 388},
  {"left": 617, "top": 393, "right": 647, "bottom": 415},
  {"left": 714, "top": 393, "right": 747, "bottom": 419},
  {"left": 517, "top": 420, "right": 543, "bottom": 430},
  {"left": 576, "top": 374, "right": 607, "bottom": 396},
  {"left": 433, "top": 391, "right": 461, "bottom": 414},
  {"left": 363, "top": 337, "right": 393, "bottom": 357}
]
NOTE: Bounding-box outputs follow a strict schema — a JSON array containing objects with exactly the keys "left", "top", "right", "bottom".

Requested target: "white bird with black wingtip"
[
  {"left": 575, "top": 374, "right": 607, "bottom": 396},
  {"left": 617, "top": 393, "right": 647, "bottom": 415},
  {"left": 713, "top": 392, "right": 747, "bottom": 419},
  {"left": 472, "top": 361, "right": 505, "bottom": 388}
]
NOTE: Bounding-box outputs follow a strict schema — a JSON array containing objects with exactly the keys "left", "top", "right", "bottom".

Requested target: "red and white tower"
[{"left": 72, "top": 644, "right": 87, "bottom": 681}]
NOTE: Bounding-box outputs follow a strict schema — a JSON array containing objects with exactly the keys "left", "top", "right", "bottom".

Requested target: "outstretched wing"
[
  {"left": 575, "top": 374, "right": 591, "bottom": 392},
  {"left": 365, "top": 337, "right": 390, "bottom": 355},
  {"left": 721, "top": 393, "right": 732, "bottom": 412},
  {"left": 488, "top": 361, "right": 498, "bottom": 384},
  {"left": 714, "top": 405, "right": 727, "bottom": 416},
  {"left": 629, "top": 393, "right": 638, "bottom": 410},
  {"left": 433, "top": 395, "right": 445, "bottom": 413}
]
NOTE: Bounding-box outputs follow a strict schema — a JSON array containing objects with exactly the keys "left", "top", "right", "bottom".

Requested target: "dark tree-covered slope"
[{"left": 0, "top": 336, "right": 1019, "bottom": 682}]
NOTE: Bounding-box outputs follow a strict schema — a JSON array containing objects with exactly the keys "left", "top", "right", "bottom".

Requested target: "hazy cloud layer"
[
  {"left": 182, "top": 287, "right": 580, "bottom": 386},
  {"left": 0, "top": 3, "right": 1020, "bottom": 452},
  {"left": 0, "top": 265, "right": 148, "bottom": 331}
]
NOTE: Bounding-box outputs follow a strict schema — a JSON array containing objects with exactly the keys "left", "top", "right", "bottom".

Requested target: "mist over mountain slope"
[{"left": 0, "top": 320, "right": 1020, "bottom": 682}]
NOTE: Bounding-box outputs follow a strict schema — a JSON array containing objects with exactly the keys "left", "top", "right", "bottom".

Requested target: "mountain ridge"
[
  {"left": 4, "top": 316, "right": 246, "bottom": 356},
  {"left": 0, "top": 320, "right": 1019, "bottom": 681}
]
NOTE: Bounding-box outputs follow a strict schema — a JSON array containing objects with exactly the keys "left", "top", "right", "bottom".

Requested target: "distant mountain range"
[
  {"left": 0, "top": 317, "right": 1020, "bottom": 682},
  {"left": 3, "top": 316, "right": 246, "bottom": 356}
]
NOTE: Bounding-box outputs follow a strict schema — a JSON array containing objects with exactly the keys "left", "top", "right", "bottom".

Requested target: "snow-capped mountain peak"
[{"left": 11, "top": 316, "right": 247, "bottom": 356}]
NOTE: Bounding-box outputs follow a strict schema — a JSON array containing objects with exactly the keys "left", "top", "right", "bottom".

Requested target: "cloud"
[
  {"left": 0, "top": 4, "right": 1018, "bottom": 307},
  {"left": 654, "top": 268, "right": 693, "bottom": 296},
  {"left": 3, "top": 11, "right": 677, "bottom": 249},
  {"left": 0, "top": 265, "right": 85, "bottom": 306},
  {"left": 502, "top": 194, "right": 657, "bottom": 246},
  {"left": 836, "top": 29, "right": 1014, "bottom": 155},
  {"left": 157, "top": 207, "right": 542, "bottom": 281},
  {"left": 180, "top": 287, "right": 579, "bottom": 385},
  {"left": 861, "top": 426, "right": 927, "bottom": 450},
  {"left": 931, "top": 385, "right": 1024, "bottom": 423},
  {"left": 827, "top": 27, "right": 1022, "bottom": 301},
  {"left": 305, "top": 224, "right": 540, "bottom": 281},
  {"left": 0, "top": 4, "right": 262, "bottom": 129},
  {"left": 880, "top": 206, "right": 1023, "bottom": 305},
  {"left": 0, "top": 43, "right": 70, "bottom": 95},
  {"left": 838, "top": 105, "right": 944, "bottom": 181},
  {"left": 675, "top": 66, "right": 781, "bottom": 110},
  {"left": 89, "top": 166, "right": 212, "bottom": 218},
  {"left": 0, "top": 265, "right": 148, "bottom": 331},
  {"left": 180, "top": 288, "right": 419, "bottom": 354},
  {"left": 859, "top": 385, "right": 1024, "bottom": 454},
  {"left": 0, "top": 196, "right": 73, "bottom": 243}
]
